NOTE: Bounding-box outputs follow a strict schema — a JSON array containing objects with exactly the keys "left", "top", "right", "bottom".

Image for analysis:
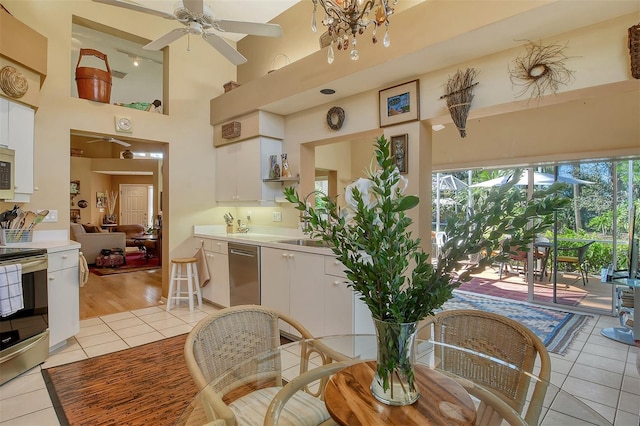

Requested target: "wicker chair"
[
  {"left": 420, "top": 310, "right": 551, "bottom": 425},
  {"left": 183, "top": 305, "right": 331, "bottom": 426}
]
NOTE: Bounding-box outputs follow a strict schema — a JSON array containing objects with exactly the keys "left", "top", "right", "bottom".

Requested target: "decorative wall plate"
[
  {"left": 78, "top": 199, "right": 88, "bottom": 208},
  {"left": 0, "top": 66, "right": 29, "bottom": 99}
]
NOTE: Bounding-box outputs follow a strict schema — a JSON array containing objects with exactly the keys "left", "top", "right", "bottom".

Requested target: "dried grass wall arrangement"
[
  {"left": 629, "top": 23, "right": 640, "bottom": 79},
  {"left": 439, "top": 68, "right": 479, "bottom": 138},
  {"left": 508, "top": 40, "right": 575, "bottom": 101}
]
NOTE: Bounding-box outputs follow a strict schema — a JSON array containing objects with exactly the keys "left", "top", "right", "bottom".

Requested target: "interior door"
[{"left": 120, "top": 184, "right": 149, "bottom": 226}]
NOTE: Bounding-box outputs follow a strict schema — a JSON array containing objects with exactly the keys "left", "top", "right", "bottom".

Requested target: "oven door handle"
[
  {"left": 0, "top": 331, "right": 48, "bottom": 363},
  {"left": 21, "top": 257, "right": 48, "bottom": 274}
]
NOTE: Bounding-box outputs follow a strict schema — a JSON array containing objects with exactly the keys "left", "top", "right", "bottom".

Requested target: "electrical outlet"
[
  {"left": 273, "top": 211, "right": 282, "bottom": 222},
  {"left": 247, "top": 211, "right": 252, "bottom": 221},
  {"left": 40, "top": 209, "right": 58, "bottom": 222}
]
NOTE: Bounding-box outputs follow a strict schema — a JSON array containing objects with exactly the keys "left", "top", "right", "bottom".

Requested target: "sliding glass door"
[{"left": 433, "top": 159, "right": 638, "bottom": 314}]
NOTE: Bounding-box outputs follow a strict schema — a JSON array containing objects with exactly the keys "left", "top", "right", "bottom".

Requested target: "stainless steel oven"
[{"left": 0, "top": 247, "right": 48, "bottom": 385}]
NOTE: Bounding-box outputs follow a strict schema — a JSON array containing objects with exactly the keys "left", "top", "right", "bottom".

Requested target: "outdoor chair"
[
  {"left": 420, "top": 309, "right": 551, "bottom": 425},
  {"left": 552, "top": 241, "right": 595, "bottom": 286},
  {"left": 183, "top": 305, "right": 331, "bottom": 426}
]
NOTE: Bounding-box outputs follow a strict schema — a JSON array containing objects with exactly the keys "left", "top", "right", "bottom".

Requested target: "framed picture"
[
  {"left": 70, "top": 209, "right": 81, "bottom": 223},
  {"left": 96, "top": 192, "right": 106, "bottom": 208},
  {"left": 379, "top": 79, "right": 420, "bottom": 127},
  {"left": 390, "top": 134, "right": 408, "bottom": 174},
  {"left": 70, "top": 180, "right": 80, "bottom": 195}
]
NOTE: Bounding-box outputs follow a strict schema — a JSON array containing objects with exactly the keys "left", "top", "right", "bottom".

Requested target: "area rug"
[
  {"left": 42, "top": 334, "right": 195, "bottom": 426},
  {"left": 458, "top": 276, "right": 587, "bottom": 306},
  {"left": 90, "top": 251, "right": 160, "bottom": 276},
  {"left": 444, "top": 290, "right": 592, "bottom": 355}
]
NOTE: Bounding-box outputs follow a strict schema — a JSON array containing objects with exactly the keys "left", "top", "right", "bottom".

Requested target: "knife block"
[{"left": 226, "top": 224, "right": 234, "bottom": 234}]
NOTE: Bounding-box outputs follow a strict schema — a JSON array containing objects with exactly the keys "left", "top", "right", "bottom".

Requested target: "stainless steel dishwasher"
[{"left": 228, "top": 242, "right": 260, "bottom": 306}]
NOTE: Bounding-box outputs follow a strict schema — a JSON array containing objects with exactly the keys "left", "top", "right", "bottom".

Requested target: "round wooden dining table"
[{"left": 176, "top": 335, "right": 613, "bottom": 426}]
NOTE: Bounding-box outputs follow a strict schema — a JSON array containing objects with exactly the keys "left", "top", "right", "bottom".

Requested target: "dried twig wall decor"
[
  {"left": 439, "top": 68, "right": 479, "bottom": 138},
  {"left": 509, "top": 40, "right": 575, "bottom": 101},
  {"left": 629, "top": 23, "right": 640, "bottom": 79}
]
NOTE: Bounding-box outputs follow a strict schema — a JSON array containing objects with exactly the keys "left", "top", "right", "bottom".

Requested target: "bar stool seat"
[{"left": 167, "top": 257, "right": 202, "bottom": 312}]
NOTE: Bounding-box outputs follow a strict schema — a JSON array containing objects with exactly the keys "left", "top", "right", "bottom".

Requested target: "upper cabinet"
[
  {"left": 0, "top": 98, "right": 34, "bottom": 202},
  {"left": 215, "top": 137, "right": 283, "bottom": 204}
]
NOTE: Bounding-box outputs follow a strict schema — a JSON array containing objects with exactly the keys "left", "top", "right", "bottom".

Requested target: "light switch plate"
[
  {"left": 273, "top": 211, "right": 282, "bottom": 222},
  {"left": 39, "top": 209, "right": 57, "bottom": 222}
]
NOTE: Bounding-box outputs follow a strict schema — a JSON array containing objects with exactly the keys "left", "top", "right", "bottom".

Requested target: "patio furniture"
[
  {"left": 420, "top": 309, "right": 551, "bottom": 425},
  {"left": 553, "top": 241, "right": 595, "bottom": 286}
]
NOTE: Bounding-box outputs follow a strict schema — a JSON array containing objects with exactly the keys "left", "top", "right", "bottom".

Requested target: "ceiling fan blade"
[
  {"left": 144, "top": 28, "right": 188, "bottom": 50},
  {"left": 92, "top": 0, "right": 175, "bottom": 20},
  {"left": 202, "top": 32, "right": 247, "bottom": 65},
  {"left": 111, "top": 138, "right": 132, "bottom": 147},
  {"left": 183, "top": 0, "right": 204, "bottom": 15},
  {"left": 85, "top": 138, "right": 132, "bottom": 147},
  {"left": 215, "top": 20, "right": 282, "bottom": 38}
]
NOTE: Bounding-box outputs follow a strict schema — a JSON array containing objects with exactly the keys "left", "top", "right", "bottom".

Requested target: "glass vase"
[{"left": 370, "top": 318, "right": 420, "bottom": 406}]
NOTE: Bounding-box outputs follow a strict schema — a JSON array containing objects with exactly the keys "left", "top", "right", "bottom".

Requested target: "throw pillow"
[{"left": 83, "top": 224, "right": 102, "bottom": 233}]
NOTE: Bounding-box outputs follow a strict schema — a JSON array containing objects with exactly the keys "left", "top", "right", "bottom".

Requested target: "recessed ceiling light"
[{"left": 320, "top": 88, "right": 335, "bottom": 95}]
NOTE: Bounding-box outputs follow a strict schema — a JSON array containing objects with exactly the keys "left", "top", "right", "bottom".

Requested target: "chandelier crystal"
[{"left": 311, "top": 0, "right": 396, "bottom": 64}]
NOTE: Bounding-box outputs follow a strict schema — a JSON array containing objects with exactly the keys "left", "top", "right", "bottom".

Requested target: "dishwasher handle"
[{"left": 229, "top": 248, "right": 257, "bottom": 258}]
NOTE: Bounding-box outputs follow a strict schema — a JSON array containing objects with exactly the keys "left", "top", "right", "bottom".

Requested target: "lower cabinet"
[
  {"left": 194, "top": 238, "right": 230, "bottom": 307},
  {"left": 48, "top": 248, "right": 80, "bottom": 349},
  {"left": 261, "top": 247, "right": 373, "bottom": 338}
]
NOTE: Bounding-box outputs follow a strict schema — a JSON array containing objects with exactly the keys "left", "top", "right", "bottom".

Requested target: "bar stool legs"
[{"left": 166, "top": 257, "right": 202, "bottom": 312}]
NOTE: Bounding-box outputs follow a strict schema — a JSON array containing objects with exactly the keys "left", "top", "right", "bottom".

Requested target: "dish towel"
[
  {"left": 0, "top": 264, "right": 23, "bottom": 317},
  {"left": 194, "top": 246, "right": 211, "bottom": 288}
]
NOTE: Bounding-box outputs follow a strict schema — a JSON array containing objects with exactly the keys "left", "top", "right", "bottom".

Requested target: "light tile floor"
[{"left": 1, "top": 304, "right": 639, "bottom": 425}]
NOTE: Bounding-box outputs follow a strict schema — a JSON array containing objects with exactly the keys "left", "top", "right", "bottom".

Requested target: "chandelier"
[{"left": 311, "top": 0, "right": 396, "bottom": 63}]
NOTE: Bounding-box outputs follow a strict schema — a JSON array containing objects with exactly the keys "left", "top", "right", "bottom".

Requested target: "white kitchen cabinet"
[
  {"left": 288, "top": 250, "right": 325, "bottom": 337},
  {"left": 0, "top": 98, "right": 34, "bottom": 202},
  {"left": 324, "top": 256, "right": 374, "bottom": 335},
  {"left": 260, "top": 247, "right": 293, "bottom": 334},
  {"left": 215, "top": 137, "right": 281, "bottom": 203},
  {"left": 47, "top": 248, "right": 80, "bottom": 349},
  {"left": 261, "top": 247, "right": 325, "bottom": 337},
  {"left": 193, "top": 237, "right": 230, "bottom": 307}
]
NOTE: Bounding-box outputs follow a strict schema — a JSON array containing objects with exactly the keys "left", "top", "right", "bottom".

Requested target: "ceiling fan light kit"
[
  {"left": 92, "top": 0, "right": 283, "bottom": 65},
  {"left": 311, "top": 0, "right": 396, "bottom": 64}
]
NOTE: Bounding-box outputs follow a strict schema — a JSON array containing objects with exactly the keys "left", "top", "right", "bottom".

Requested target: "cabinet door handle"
[
  {"left": 49, "top": 276, "right": 55, "bottom": 281},
  {"left": 62, "top": 255, "right": 68, "bottom": 259},
  {"left": 282, "top": 253, "right": 288, "bottom": 258},
  {"left": 288, "top": 253, "right": 294, "bottom": 259},
  {"left": 334, "top": 260, "right": 340, "bottom": 265}
]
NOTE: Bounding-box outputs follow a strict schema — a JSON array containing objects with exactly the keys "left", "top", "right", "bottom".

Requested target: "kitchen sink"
[{"left": 277, "top": 239, "right": 333, "bottom": 248}]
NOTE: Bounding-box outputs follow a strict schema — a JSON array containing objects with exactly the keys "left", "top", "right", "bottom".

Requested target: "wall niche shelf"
[{"left": 263, "top": 176, "right": 299, "bottom": 184}]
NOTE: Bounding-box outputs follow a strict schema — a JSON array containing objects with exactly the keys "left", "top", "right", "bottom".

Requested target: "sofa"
[
  {"left": 70, "top": 223, "right": 126, "bottom": 265},
  {"left": 114, "top": 224, "right": 146, "bottom": 247}
]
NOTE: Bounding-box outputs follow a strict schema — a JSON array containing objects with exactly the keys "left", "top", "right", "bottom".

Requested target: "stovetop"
[{"left": 0, "top": 247, "right": 47, "bottom": 261}]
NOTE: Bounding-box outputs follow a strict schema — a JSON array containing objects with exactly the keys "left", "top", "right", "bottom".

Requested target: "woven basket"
[
  {"left": 629, "top": 23, "right": 640, "bottom": 79},
  {"left": 0, "top": 66, "right": 28, "bottom": 98}
]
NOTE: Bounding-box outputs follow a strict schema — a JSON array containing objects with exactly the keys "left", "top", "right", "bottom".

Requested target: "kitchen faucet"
[{"left": 300, "top": 190, "right": 326, "bottom": 233}]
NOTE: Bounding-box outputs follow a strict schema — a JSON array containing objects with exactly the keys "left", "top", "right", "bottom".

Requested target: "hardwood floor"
[{"left": 79, "top": 269, "right": 162, "bottom": 320}]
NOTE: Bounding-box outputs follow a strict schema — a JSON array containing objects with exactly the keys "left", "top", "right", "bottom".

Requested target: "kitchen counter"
[{"left": 193, "top": 225, "right": 334, "bottom": 255}]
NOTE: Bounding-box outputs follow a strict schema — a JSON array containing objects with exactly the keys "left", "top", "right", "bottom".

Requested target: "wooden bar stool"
[{"left": 166, "top": 257, "right": 202, "bottom": 312}]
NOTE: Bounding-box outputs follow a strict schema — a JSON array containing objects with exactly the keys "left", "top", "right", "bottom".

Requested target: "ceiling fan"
[
  {"left": 86, "top": 136, "right": 132, "bottom": 147},
  {"left": 92, "top": 0, "right": 283, "bottom": 65}
]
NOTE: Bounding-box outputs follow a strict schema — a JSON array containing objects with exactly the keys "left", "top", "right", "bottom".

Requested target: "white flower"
[{"left": 345, "top": 178, "right": 377, "bottom": 210}]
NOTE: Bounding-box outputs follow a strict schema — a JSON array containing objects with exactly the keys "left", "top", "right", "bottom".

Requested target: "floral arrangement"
[
  {"left": 285, "top": 135, "right": 568, "bottom": 323},
  {"left": 284, "top": 135, "right": 568, "bottom": 399}
]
